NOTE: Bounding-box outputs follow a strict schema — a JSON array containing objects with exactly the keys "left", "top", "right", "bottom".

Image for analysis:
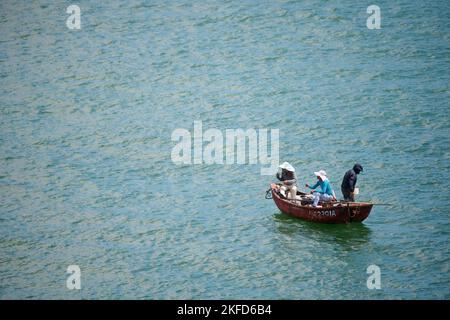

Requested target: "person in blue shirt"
[{"left": 305, "top": 170, "right": 336, "bottom": 207}]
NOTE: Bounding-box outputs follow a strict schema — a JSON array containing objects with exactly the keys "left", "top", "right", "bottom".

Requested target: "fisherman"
[
  {"left": 305, "top": 170, "right": 336, "bottom": 207},
  {"left": 341, "top": 163, "right": 363, "bottom": 202},
  {"left": 276, "top": 162, "right": 298, "bottom": 199}
]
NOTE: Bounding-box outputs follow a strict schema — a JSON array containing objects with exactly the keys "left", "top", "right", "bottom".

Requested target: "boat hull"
[{"left": 271, "top": 186, "right": 373, "bottom": 224}]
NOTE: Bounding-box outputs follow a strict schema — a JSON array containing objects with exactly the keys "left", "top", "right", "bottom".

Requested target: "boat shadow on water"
[{"left": 273, "top": 212, "right": 373, "bottom": 249}]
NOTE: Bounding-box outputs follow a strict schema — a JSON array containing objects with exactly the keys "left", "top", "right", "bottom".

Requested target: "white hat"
[
  {"left": 314, "top": 170, "right": 327, "bottom": 180},
  {"left": 278, "top": 162, "right": 295, "bottom": 172}
]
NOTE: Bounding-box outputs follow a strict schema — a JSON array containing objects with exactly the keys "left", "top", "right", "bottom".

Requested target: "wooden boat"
[{"left": 268, "top": 183, "right": 373, "bottom": 224}]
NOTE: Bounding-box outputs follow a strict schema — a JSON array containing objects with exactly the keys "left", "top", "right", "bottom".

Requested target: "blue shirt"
[{"left": 308, "top": 179, "right": 334, "bottom": 196}]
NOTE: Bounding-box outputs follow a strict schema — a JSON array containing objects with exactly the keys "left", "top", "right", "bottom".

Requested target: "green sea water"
[{"left": 0, "top": 0, "right": 449, "bottom": 299}]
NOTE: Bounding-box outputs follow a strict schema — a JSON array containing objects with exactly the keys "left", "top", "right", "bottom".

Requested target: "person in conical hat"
[
  {"left": 276, "top": 162, "right": 298, "bottom": 200},
  {"left": 305, "top": 169, "right": 336, "bottom": 207}
]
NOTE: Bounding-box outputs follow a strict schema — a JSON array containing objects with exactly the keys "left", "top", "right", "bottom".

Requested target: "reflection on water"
[{"left": 273, "top": 212, "right": 372, "bottom": 249}]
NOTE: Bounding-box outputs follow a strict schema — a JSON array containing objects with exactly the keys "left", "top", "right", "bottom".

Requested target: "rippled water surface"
[{"left": 0, "top": 0, "right": 449, "bottom": 299}]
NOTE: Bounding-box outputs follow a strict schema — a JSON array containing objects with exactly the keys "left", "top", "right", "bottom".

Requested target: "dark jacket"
[
  {"left": 276, "top": 169, "right": 296, "bottom": 186},
  {"left": 341, "top": 164, "right": 363, "bottom": 191}
]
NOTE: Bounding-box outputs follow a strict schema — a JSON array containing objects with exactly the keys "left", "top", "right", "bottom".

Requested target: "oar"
[{"left": 338, "top": 200, "right": 394, "bottom": 206}]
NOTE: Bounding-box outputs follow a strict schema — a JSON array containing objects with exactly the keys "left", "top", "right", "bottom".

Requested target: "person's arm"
[
  {"left": 307, "top": 181, "right": 320, "bottom": 190},
  {"left": 347, "top": 172, "right": 356, "bottom": 192},
  {"left": 317, "top": 181, "right": 327, "bottom": 194}
]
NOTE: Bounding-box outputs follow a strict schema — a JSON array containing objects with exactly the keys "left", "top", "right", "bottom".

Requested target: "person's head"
[
  {"left": 314, "top": 170, "right": 327, "bottom": 181},
  {"left": 353, "top": 163, "right": 363, "bottom": 174},
  {"left": 282, "top": 168, "right": 294, "bottom": 178}
]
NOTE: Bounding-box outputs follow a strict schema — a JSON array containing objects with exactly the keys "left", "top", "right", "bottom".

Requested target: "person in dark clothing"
[{"left": 341, "top": 163, "right": 363, "bottom": 202}]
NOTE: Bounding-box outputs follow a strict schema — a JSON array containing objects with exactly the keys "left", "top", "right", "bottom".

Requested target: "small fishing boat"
[{"left": 267, "top": 183, "right": 373, "bottom": 224}]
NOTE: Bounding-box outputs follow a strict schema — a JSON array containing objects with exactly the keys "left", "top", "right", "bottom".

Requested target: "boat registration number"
[{"left": 310, "top": 210, "right": 336, "bottom": 217}]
